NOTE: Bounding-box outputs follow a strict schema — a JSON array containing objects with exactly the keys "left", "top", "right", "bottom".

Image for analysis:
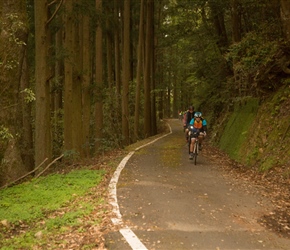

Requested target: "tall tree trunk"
[
  {"left": 209, "top": 1, "right": 228, "bottom": 48},
  {"left": 122, "top": 0, "right": 130, "bottom": 145},
  {"left": 64, "top": 0, "right": 74, "bottom": 151},
  {"left": 34, "top": 0, "right": 52, "bottom": 168},
  {"left": 134, "top": 0, "right": 145, "bottom": 142},
  {"left": 150, "top": 0, "right": 157, "bottom": 135},
  {"left": 114, "top": 0, "right": 121, "bottom": 101},
  {"left": 231, "top": 0, "right": 242, "bottom": 43},
  {"left": 106, "top": 11, "right": 114, "bottom": 89},
  {"left": 72, "top": 13, "right": 83, "bottom": 156},
  {"left": 82, "top": 12, "right": 91, "bottom": 157},
  {"left": 155, "top": 1, "right": 164, "bottom": 121},
  {"left": 53, "top": 25, "right": 64, "bottom": 157},
  {"left": 21, "top": 38, "right": 34, "bottom": 170},
  {"left": 64, "top": 0, "right": 83, "bottom": 156},
  {"left": 95, "top": 0, "right": 103, "bottom": 151},
  {"left": 144, "top": 0, "right": 153, "bottom": 137}
]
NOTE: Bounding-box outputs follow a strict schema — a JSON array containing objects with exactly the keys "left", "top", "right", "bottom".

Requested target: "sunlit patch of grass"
[
  {"left": 0, "top": 170, "right": 105, "bottom": 249},
  {"left": 0, "top": 169, "right": 104, "bottom": 223},
  {"left": 45, "top": 202, "right": 94, "bottom": 230}
]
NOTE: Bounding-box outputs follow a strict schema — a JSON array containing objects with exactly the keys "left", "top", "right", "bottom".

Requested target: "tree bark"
[
  {"left": 231, "top": 0, "right": 242, "bottom": 43},
  {"left": 82, "top": 11, "right": 91, "bottom": 157},
  {"left": 72, "top": 11, "right": 83, "bottom": 156},
  {"left": 114, "top": 0, "right": 121, "bottom": 100},
  {"left": 20, "top": 38, "right": 34, "bottom": 170},
  {"left": 144, "top": 0, "right": 154, "bottom": 137},
  {"left": 34, "top": 0, "right": 52, "bottom": 168},
  {"left": 209, "top": 1, "right": 228, "bottom": 47},
  {"left": 64, "top": 0, "right": 74, "bottom": 151},
  {"left": 134, "top": 0, "right": 145, "bottom": 142},
  {"left": 150, "top": 0, "right": 157, "bottom": 134},
  {"left": 122, "top": 0, "right": 130, "bottom": 145},
  {"left": 95, "top": 0, "right": 104, "bottom": 151}
]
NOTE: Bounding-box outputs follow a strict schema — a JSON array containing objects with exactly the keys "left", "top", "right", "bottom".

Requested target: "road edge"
[{"left": 107, "top": 122, "right": 172, "bottom": 249}]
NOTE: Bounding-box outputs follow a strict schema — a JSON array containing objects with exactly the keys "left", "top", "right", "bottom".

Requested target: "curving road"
[{"left": 105, "top": 119, "right": 290, "bottom": 250}]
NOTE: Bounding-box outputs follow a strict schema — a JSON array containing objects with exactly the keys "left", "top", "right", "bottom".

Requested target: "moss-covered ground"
[{"left": 216, "top": 84, "right": 290, "bottom": 173}]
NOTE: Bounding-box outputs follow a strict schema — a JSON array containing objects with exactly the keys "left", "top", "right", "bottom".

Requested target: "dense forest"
[{"left": 0, "top": 0, "right": 289, "bottom": 187}]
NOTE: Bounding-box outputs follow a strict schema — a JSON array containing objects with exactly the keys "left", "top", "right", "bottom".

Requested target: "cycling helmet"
[{"left": 194, "top": 112, "right": 202, "bottom": 118}]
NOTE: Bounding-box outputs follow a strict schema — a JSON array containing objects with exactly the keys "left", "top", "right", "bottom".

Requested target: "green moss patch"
[{"left": 218, "top": 98, "right": 259, "bottom": 161}]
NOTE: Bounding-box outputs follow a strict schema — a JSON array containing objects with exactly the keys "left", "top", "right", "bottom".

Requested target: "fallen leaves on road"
[{"left": 204, "top": 143, "right": 290, "bottom": 239}]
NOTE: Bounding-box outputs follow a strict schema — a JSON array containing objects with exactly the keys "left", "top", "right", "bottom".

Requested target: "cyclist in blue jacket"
[{"left": 188, "top": 112, "right": 207, "bottom": 159}]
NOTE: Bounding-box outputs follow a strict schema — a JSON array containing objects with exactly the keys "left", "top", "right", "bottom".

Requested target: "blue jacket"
[{"left": 189, "top": 118, "right": 207, "bottom": 132}]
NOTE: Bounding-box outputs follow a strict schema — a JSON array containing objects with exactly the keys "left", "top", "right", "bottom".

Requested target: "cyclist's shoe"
[
  {"left": 199, "top": 143, "right": 203, "bottom": 150},
  {"left": 189, "top": 152, "right": 193, "bottom": 160}
]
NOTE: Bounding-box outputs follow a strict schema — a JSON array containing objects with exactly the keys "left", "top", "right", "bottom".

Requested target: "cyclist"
[
  {"left": 184, "top": 106, "right": 195, "bottom": 139},
  {"left": 188, "top": 112, "right": 207, "bottom": 159},
  {"left": 178, "top": 110, "right": 183, "bottom": 120}
]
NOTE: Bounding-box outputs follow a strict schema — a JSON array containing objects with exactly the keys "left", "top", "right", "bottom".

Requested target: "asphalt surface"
[{"left": 105, "top": 119, "right": 290, "bottom": 250}]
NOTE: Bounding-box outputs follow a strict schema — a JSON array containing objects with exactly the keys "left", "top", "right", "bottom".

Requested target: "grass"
[{"left": 0, "top": 169, "right": 105, "bottom": 249}]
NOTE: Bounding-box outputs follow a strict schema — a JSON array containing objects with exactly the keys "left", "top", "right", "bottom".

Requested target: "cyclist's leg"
[
  {"left": 189, "top": 137, "right": 195, "bottom": 159},
  {"left": 190, "top": 137, "right": 196, "bottom": 152},
  {"left": 198, "top": 133, "right": 205, "bottom": 150},
  {"left": 185, "top": 128, "right": 189, "bottom": 141}
]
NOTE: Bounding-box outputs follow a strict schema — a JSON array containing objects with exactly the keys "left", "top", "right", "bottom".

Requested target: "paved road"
[{"left": 105, "top": 119, "right": 290, "bottom": 250}]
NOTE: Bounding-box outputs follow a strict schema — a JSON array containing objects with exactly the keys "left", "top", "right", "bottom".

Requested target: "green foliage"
[
  {"left": 0, "top": 126, "right": 13, "bottom": 141},
  {"left": 20, "top": 88, "right": 36, "bottom": 103},
  {"left": 63, "top": 149, "right": 80, "bottom": 161},
  {"left": 226, "top": 32, "right": 279, "bottom": 73},
  {"left": 100, "top": 87, "right": 123, "bottom": 151},
  {"left": 0, "top": 169, "right": 104, "bottom": 223},
  {"left": 2, "top": 13, "right": 27, "bottom": 46},
  {"left": 260, "top": 157, "right": 275, "bottom": 172}
]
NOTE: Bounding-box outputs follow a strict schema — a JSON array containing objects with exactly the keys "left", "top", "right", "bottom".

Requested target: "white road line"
[{"left": 108, "top": 122, "right": 172, "bottom": 250}]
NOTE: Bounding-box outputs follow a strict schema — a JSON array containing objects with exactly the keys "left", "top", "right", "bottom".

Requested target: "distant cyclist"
[
  {"left": 184, "top": 106, "right": 195, "bottom": 138},
  {"left": 178, "top": 110, "right": 183, "bottom": 120},
  {"left": 188, "top": 112, "right": 207, "bottom": 159}
]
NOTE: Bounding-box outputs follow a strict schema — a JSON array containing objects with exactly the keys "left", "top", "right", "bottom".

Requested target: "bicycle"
[
  {"left": 192, "top": 137, "right": 199, "bottom": 165},
  {"left": 188, "top": 127, "right": 199, "bottom": 165}
]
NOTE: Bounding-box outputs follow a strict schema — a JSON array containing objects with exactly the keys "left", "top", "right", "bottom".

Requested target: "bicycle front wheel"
[{"left": 194, "top": 141, "right": 198, "bottom": 165}]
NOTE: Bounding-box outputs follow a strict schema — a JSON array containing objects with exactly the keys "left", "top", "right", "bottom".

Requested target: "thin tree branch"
[
  {"left": 48, "top": 0, "right": 58, "bottom": 6},
  {"left": 46, "top": 0, "right": 63, "bottom": 26},
  {"left": 35, "top": 154, "right": 64, "bottom": 178},
  {"left": 0, "top": 158, "right": 48, "bottom": 189}
]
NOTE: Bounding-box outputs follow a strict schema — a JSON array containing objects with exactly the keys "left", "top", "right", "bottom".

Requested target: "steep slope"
[{"left": 212, "top": 84, "right": 290, "bottom": 172}]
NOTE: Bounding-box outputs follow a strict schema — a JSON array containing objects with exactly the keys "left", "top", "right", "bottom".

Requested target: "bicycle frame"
[
  {"left": 188, "top": 128, "right": 199, "bottom": 165},
  {"left": 193, "top": 138, "right": 199, "bottom": 165}
]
